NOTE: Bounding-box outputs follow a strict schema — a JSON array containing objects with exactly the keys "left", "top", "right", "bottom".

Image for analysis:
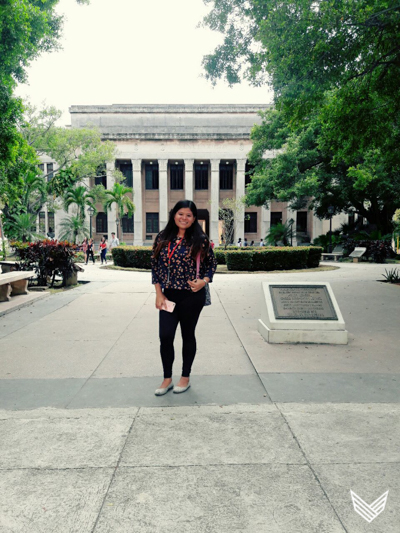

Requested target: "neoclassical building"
[{"left": 47, "top": 104, "right": 339, "bottom": 245}]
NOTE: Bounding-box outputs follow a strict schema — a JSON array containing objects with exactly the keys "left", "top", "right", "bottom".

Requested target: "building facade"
[{"left": 45, "top": 104, "right": 343, "bottom": 245}]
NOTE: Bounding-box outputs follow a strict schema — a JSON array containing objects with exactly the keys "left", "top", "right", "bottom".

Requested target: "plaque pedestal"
[{"left": 258, "top": 282, "right": 348, "bottom": 345}]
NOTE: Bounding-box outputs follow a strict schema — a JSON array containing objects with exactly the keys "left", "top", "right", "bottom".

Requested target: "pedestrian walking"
[
  {"left": 151, "top": 200, "right": 217, "bottom": 396},
  {"left": 259, "top": 239, "right": 264, "bottom": 247},
  {"left": 109, "top": 232, "right": 119, "bottom": 250},
  {"left": 99, "top": 236, "right": 108, "bottom": 264},
  {"left": 237, "top": 238, "right": 242, "bottom": 248},
  {"left": 250, "top": 240, "right": 255, "bottom": 246}
]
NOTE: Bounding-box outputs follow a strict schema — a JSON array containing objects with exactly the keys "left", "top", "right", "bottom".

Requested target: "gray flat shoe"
[
  {"left": 173, "top": 383, "right": 191, "bottom": 394},
  {"left": 155, "top": 382, "right": 174, "bottom": 396}
]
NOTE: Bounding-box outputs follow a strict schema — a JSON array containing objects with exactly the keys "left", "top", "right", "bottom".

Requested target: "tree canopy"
[
  {"left": 0, "top": 0, "right": 89, "bottom": 210},
  {"left": 202, "top": 0, "right": 400, "bottom": 232}
]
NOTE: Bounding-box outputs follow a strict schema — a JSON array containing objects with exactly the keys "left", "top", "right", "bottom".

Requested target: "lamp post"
[
  {"left": 116, "top": 218, "right": 119, "bottom": 242},
  {"left": 328, "top": 205, "right": 334, "bottom": 253},
  {"left": 88, "top": 207, "right": 94, "bottom": 239}
]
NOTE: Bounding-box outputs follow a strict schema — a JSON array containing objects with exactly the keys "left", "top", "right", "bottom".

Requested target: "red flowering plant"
[{"left": 14, "top": 240, "right": 78, "bottom": 286}]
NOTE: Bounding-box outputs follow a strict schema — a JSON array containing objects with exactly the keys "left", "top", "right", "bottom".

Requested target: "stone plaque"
[
  {"left": 349, "top": 247, "right": 367, "bottom": 258},
  {"left": 269, "top": 285, "right": 338, "bottom": 320}
]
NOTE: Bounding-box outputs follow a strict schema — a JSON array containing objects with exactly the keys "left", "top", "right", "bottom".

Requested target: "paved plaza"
[{"left": 0, "top": 262, "right": 399, "bottom": 532}]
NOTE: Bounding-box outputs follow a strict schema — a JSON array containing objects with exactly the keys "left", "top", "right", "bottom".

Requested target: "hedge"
[
  {"left": 226, "top": 246, "right": 322, "bottom": 271},
  {"left": 111, "top": 246, "right": 152, "bottom": 268},
  {"left": 111, "top": 245, "right": 322, "bottom": 271},
  {"left": 226, "top": 251, "right": 254, "bottom": 271},
  {"left": 306, "top": 246, "right": 323, "bottom": 268}
]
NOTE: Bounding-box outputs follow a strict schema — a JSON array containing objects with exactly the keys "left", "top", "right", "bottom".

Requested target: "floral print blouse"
[{"left": 151, "top": 232, "right": 217, "bottom": 290}]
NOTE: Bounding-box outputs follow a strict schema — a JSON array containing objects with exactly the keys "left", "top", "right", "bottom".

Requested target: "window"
[
  {"left": 195, "top": 163, "right": 208, "bottom": 190},
  {"left": 245, "top": 162, "right": 255, "bottom": 187},
  {"left": 170, "top": 163, "right": 184, "bottom": 190},
  {"left": 296, "top": 212, "right": 307, "bottom": 233},
  {"left": 47, "top": 163, "right": 53, "bottom": 181},
  {"left": 95, "top": 164, "right": 107, "bottom": 187},
  {"left": 122, "top": 214, "right": 134, "bottom": 233},
  {"left": 271, "top": 212, "right": 282, "bottom": 226},
  {"left": 220, "top": 162, "right": 233, "bottom": 190},
  {"left": 96, "top": 212, "right": 108, "bottom": 233},
  {"left": 48, "top": 212, "right": 55, "bottom": 237},
  {"left": 38, "top": 163, "right": 44, "bottom": 174},
  {"left": 145, "top": 163, "right": 159, "bottom": 189},
  {"left": 146, "top": 213, "right": 159, "bottom": 234},
  {"left": 39, "top": 212, "right": 46, "bottom": 234},
  {"left": 245, "top": 212, "right": 257, "bottom": 233},
  {"left": 95, "top": 175, "right": 107, "bottom": 187},
  {"left": 117, "top": 161, "right": 133, "bottom": 187}
]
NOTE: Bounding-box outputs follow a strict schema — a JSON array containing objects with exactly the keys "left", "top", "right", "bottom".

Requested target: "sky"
[{"left": 15, "top": 0, "right": 273, "bottom": 126}]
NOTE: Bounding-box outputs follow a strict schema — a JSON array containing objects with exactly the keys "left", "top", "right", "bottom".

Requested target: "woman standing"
[
  {"left": 82, "top": 238, "right": 89, "bottom": 265},
  {"left": 151, "top": 200, "right": 217, "bottom": 396},
  {"left": 99, "top": 236, "right": 108, "bottom": 265},
  {"left": 87, "top": 238, "right": 95, "bottom": 264}
]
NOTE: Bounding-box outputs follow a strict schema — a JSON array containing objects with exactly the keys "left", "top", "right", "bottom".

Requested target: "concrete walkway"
[{"left": 0, "top": 261, "right": 399, "bottom": 532}]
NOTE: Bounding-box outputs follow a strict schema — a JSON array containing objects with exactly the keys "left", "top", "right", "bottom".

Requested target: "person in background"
[
  {"left": 109, "top": 232, "right": 119, "bottom": 250},
  {"left": 210, "top": 240, "right": 215, "bottom": 250},
  {"left": 99, "top": 236, "right": 108, "bottom": 265},
  {"left": 250, "top": 240, "right": 255, "bottom": 246},
  {"left": 259, "top": 239, "right": 264, "bottom": 247},
  {"left": 87, "top": 238, "right": 95, "bottom": 264},
  {"left": 82, "top": 237, "right": 89, "bottom": 264},
  {"left": 237, "top": 238, "right": 242, "bottom": 248},
  {"left": 244, "top": 238, "right": 248, "bottom": 247}
]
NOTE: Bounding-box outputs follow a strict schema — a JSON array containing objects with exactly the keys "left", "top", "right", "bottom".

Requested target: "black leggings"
[
  {"left": 159, "top": 288, "right": 206, "bottom": 378},
  {"left": 86, "top": 250, "right": 95, "bottom": 264}
]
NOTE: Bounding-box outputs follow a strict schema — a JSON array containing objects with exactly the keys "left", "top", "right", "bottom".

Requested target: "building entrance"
[{"left": 197, "top": 209, "right": 209, "bottom": 237}]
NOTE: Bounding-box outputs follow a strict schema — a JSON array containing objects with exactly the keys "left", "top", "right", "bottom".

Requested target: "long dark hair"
[{"left": 153, "top": 200, "right": 210, "bottom": 260}]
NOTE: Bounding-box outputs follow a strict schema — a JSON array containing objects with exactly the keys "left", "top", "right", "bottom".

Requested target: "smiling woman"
[{"left": 151, "top": 199, "right": 217, "bottom": 396}]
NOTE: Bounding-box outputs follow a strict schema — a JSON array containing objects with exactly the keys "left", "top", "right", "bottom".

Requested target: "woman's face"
[{"left": 174, "top": 208, "right": 195, "bottom": 232}]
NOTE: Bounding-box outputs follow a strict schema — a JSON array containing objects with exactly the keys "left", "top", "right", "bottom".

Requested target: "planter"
[{"left": 64, "top": 271, "right": 78, "bottom": 286}]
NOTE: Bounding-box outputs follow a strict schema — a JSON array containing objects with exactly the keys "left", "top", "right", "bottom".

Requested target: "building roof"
[{"left": 69, "top": 104, "right": 272, "bottom": 141}]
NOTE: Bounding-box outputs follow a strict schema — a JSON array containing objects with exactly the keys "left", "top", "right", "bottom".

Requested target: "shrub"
[
  {"left": 251, "top": 247, "right": 308, "bottom": 271},
  {"left": 112, "top": 246, "right": 152, "bottom": 268},
  {"left": 344, "top": 239, "right": 393, "bottom": 263},
  {"left": 226, "top": 251, "right": 254, "bottom": 271},
  {"left": 14, "top": 240, "right": 78, "bottom": 286},
  {"left": 305, "top": 246, "right": 322, "bottom": 268},
  {"left": 382, "top": 268, "right": 400, "bottom": 283},
  {"left": 214, "top": 250, "right": 227, "bottom": 265}
]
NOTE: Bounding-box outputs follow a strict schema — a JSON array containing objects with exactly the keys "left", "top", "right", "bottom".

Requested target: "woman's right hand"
[{"left": 156, "top": 293, "right": 167, "bottom": 310}]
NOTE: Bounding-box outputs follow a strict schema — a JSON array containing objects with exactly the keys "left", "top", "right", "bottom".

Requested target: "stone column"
[
  {"left": 261, "top": 205, "right": 271, "bottom": 242},
  {"left": 132, "top": 159, "right": 143, "bottom": 245},
  {"left": 159, "top": 159, "right": 168, "bottom": 230},
  {"left": 106, "top": 161, "right": 117, "bottom": 238},
  {"left": 286, "top": 205, "right": 297, "bottom": 246},
  {"left": 210, "top": 159, "right": 220, "bottom": 243},
  {"left": 184, "top": 159, "right": 194, "bottom": 201},
  {"left": 312, "top": 214, "right": 324, "bottom": 243},
  {"left": 236, "top": 159, "right": 247, "bottom": 243}
]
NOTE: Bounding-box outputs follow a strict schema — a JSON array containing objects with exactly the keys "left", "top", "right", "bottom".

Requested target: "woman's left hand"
[{"left": 188, "top": 279, "right": 206, "bottom": 292}]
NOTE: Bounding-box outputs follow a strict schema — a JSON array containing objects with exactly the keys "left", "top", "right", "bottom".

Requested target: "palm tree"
[
  {"left": 58, "top": 215, "right": 89, "bottom": 244},
  {"left": 103, "top": 183, "right": 134, "bottom": 241},
  {"left": 266, "top": 219, "right": 295, "bottom": 246},
  {"left": 63, "top": 185, "right": 97, "bottom": 221},
  {"left": 7, "top": 213, "right": 44, "bottom": 242}
]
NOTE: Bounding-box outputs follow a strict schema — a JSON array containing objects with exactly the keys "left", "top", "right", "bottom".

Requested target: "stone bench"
[
  {"left": 0, "top": 271, "right": 36, "bottom": 302},
  {"left": 321, "top": 246, "right": 344, "bottom": 262},
  {"left": 0, "top": 261, "right": 19, "bottom": 273}
]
